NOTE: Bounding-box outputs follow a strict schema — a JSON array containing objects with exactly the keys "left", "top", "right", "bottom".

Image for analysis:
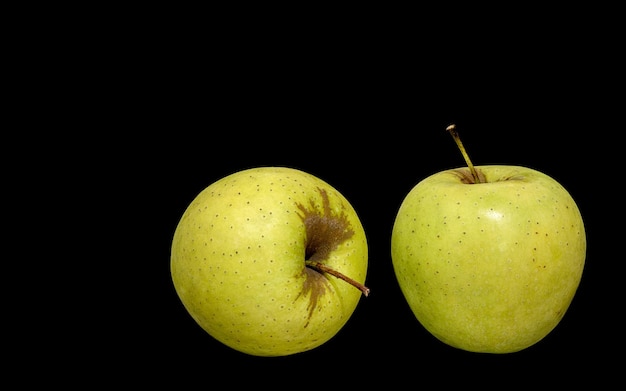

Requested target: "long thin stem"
[
  {"left": 306, "top": 260, "right": 370, "bottom": 297},
  {"left": 446, "top": 124, "right": 482, "bottom": 183}
]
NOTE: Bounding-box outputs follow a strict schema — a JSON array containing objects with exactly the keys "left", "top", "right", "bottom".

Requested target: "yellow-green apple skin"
[
  {"left": 391, "top": 165, "right": 586, "bottom": 353},
  {"left": 171, "top": 166, "right": 368, "bottom": 357}
]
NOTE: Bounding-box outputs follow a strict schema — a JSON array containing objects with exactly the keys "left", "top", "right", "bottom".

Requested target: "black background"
[
  {"left": 128, "top": 88, "right": 614, "bottom": 382},
  {"left": 31, "top": 8, "right": 621, "bottom": 386}
]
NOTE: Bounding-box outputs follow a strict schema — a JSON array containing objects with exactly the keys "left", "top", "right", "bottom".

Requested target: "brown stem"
[
  {"left": 446, "top": 124, "right": 482, "bottom": 183},
  {"left": 306, "top": 260, "right": 370, "bottom": 297}
]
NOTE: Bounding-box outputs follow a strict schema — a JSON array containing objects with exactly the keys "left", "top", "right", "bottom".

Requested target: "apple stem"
[
  {"left": 306, "top": 260, "right": 370, "bottom": 297},
  {"left": 446, "top": 124, "right": 482, "bottom": 183}
]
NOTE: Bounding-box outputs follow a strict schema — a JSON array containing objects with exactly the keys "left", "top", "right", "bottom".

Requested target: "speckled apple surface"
[
  {"left": 391, "top": 165, "right": 586, "bottom": 353},
  {"left": 171, "top": 167, "right": 368, "bottom": 356}
]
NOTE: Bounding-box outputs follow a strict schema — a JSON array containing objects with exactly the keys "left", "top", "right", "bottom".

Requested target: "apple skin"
[
  {"left": 391, "top": 165, "right": 586, "bottom": 353},
  {"left": 170, "top": 166, "right": 368, "bottom": 357}
]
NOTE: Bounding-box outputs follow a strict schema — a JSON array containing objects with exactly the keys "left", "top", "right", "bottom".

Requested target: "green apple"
[
  {"left": 390, "top": 125, "right": 586, "bottom": 353},
  {"left": 170, "top": 166, "right": 369, "bottom": 357}
]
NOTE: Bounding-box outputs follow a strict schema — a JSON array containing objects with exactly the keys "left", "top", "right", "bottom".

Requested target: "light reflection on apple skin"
[{"left": 484, "top": 209, "right": 504, "bottom": 221}]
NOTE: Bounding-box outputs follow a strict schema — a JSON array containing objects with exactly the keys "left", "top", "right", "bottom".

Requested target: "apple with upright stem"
[
  {"left": 171, "top": 166, "right": 369, "bottom": 357},
  {"left": 390, "top": 125, "right": 586, "bottom": 353}
]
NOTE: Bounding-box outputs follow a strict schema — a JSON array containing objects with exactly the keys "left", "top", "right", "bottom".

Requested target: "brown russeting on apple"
[
  {"left": 297, "top": 188, "right": 355, "bottom": 262},
  {"left": 295, "top": 188, "right": 369, "bottom": 327}
]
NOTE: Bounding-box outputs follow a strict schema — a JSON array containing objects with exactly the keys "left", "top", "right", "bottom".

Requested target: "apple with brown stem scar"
[{"left": 171, "top": 166, "right": 369, "bottom": 356}]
